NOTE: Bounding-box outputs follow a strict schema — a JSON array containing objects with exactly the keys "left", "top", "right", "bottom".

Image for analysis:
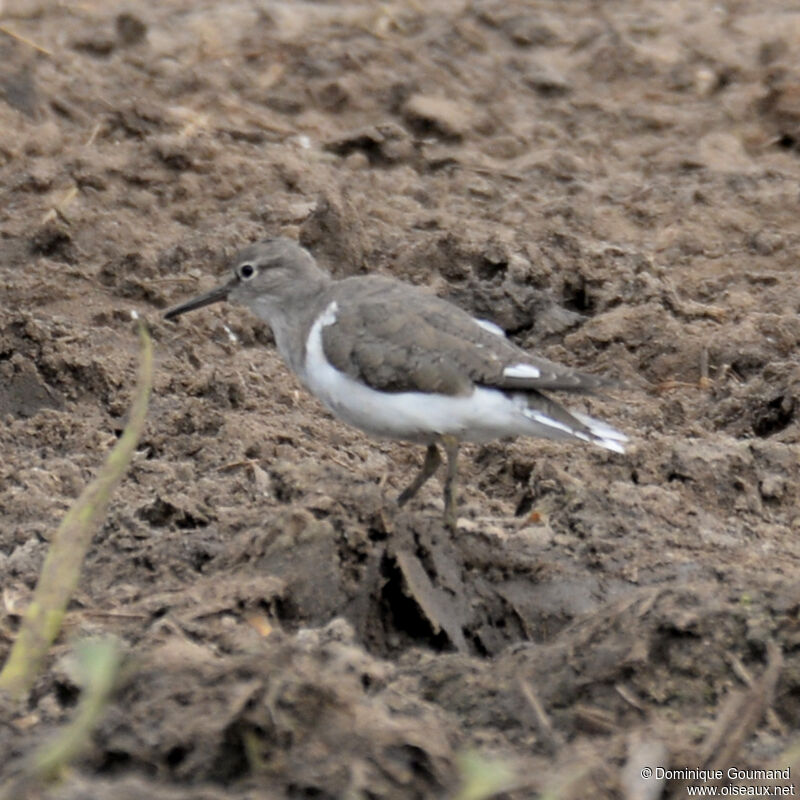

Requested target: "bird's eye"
[{"left": 239, "top": 263, "right": 255, "bottom": 279}]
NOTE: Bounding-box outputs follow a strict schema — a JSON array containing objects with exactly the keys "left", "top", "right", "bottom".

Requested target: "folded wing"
[{"left": 322, "top": 276, "right": 611, "bottom": 396}]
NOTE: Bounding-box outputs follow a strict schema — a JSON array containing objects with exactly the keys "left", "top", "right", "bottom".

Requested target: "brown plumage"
[
  {"left": 322, "top": 276, "right": 610, "bottom": 396},
  {"left": 165, "top": 237, "right": 626, "bottom": 531}
]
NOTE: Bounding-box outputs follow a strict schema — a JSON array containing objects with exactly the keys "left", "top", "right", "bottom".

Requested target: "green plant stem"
[
  {"left": 0, "top": 321, "right": 153, "bottom": 699},
  {"left": 32, "top": 637, "right": 123, "bottom": 781}
]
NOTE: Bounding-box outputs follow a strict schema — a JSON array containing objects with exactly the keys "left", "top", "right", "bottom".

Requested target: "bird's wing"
[{"left": 321, "top": 277, "right": 609, "bottom": 395}]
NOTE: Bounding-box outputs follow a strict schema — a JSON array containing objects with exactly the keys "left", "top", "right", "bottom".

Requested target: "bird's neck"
[{"left": 252, "top": 274, "right": 335, "bottom": 376}]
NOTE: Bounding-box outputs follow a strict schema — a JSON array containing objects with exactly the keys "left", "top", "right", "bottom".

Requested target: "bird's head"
[{"left": 164, "top": 237, "right": 325, "bottom": 320}]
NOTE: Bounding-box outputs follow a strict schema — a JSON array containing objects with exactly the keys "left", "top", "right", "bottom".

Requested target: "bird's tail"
[
  {"left": 518, "top": 392, "right": 628, "bottom": 453},
  {"left": 570, "top": 411, "right": 628, "bottom": 453}
]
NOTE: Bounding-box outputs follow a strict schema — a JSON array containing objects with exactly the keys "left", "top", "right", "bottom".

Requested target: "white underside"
[{"left": 302, "top": 302, "right": 627, "bottom": 452}]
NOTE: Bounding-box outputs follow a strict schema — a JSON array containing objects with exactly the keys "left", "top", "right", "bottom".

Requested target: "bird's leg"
[
  {"left": 397, "top": 444, "right": 442, "bottom": 507},
  {"left": 441, "top": 435, "right": 460, "bottom": 533}
]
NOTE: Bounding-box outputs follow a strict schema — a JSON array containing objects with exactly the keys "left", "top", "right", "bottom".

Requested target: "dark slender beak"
[{"left": 163, "top": 277, "right": 237, "bottom": 320}]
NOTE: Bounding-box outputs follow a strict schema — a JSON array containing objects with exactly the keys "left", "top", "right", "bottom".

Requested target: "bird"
[{"left": 164, "top": 237, "right": 627, "bottom": 531}]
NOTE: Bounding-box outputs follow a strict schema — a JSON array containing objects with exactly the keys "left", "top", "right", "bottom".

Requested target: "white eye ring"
[{"left": 239, "top": 263, "right": 255, "bottom": 279}]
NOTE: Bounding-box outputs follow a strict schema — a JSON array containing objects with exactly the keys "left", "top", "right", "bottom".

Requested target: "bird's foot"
[
  {"left": 397, "top": 444, "right": 441, "bottom": 507},
  {"left": 441, "top": 435, "right": 460, "bottom": 533},
  {"left": 442, "top": 505, "right": 458, "bottom": 533}
]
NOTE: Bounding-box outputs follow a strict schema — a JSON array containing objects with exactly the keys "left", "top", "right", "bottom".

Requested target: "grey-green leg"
[
  {"left": 441, "top": 435, "right": 460, "bottom": 532},
  {"left": 398, "top": 444, "right": 442, "bottom": 507}
]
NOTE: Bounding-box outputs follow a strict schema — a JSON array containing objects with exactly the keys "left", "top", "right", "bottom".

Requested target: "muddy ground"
[{"left": 1, "top": 0, "right": 800, "bottom": 797}]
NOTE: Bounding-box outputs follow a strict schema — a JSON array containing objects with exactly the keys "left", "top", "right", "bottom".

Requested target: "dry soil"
[{"left": 1, "top": 1, "right": 800, "bottom": 798}]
